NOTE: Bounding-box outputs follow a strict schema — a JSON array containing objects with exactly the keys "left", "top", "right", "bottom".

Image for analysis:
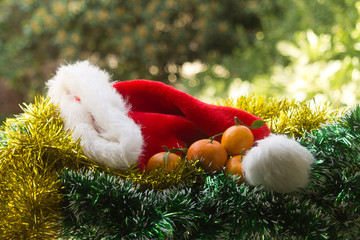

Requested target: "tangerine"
[
  {"left": 225, "top": 155, "right": 245, "bottom": 182},
  {"left": 187, "top": 139, "right": 228, "bottom": 172},
  {"left": 147, "top": 152, "right": 180, "bottom": 172},
  {"left": 221, "top": 125, "right": 254, "bottom": 156}
]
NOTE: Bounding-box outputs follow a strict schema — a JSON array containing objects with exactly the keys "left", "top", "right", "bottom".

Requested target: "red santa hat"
[{"left": 47, "top": 61, "right": 314, "bottom": 193}]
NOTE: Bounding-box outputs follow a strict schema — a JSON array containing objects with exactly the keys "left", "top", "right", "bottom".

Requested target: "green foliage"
[
  {"left": 60, "top": 106, "right": 360, "bottom": 239},
  {"left": 3, "top": 1, "right": 358, "bottom": 105},
  {"left": 183, "top": 0, "right": 360, "bottom": 106},
  {"left": 249, "top": 27, "right": 360, "bottom": 106},
  {"left": 0, "top": 0, "right": 261, "bottom": 99}
]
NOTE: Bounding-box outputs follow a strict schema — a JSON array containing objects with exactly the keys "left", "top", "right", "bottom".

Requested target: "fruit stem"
[
  {"left": 209, "top": 132, "right": 223, "bottom": 143},
  {"left": 162, "top": 145, "right": 188, "bottom": 153},
  {"left": 234, "top": 116, "right": 266, "bottom": 130},
  {"left": 234, "top": 116, "right": 247, "bottom": 127},
  {"left": 162, "top": 145, "right": 188, "bottom": 158}
]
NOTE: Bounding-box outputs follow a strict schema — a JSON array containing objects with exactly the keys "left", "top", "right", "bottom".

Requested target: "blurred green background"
[{"left": 1, "top": 0, "right": 360, "bottom": 124}]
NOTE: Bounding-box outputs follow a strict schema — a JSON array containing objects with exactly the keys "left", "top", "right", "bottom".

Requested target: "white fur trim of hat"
[{"left": 46, "top": 61, "right": 144, "bottom": 170}]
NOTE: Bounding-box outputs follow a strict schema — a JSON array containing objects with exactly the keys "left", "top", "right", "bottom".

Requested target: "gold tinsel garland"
[
  {"left": 128, "top": 158, "right": 204, "bottom": 190},
  {"left": 0, "top": 96, "right": 88, "bottom": 239},
  {"left": 0, "top": 94, "right": 341, "bottom": 238},
  {"left": 220, "top": 94, "right": 341, "bottom": 138}
]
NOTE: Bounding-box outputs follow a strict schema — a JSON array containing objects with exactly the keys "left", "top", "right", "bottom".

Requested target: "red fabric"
[{"left": 113, "top": 80, "right": 271, "bottom": 169}]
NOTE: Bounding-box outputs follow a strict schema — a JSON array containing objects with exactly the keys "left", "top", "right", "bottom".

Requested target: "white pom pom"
[{"left": 242, "top": 134, "right": 314, "bottom": 193}]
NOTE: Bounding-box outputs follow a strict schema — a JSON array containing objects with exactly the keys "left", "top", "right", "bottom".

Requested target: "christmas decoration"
[
  {"left": 46, "top": 61, "right": 314, "bottom": 193},
  {"left": 2, "top": 61, "right": 357, "bottom": 239},
  {"left": 47, "top": 61, "right": 271, "bottom": 170},
  {"left": 47, "top": 61, "right": 144, "bottom": 170},
  {"left": 0, "top": 96, "right": 204, "bottom": 238},
  {"left": 0, "top": 96, "right": 87, "bottom": 239},
  {"left": 131, "top": 158, "right": 204, "bottom": 190},
  {"left": 242, "top": 134, "right": 314, "bottom": 193},
  {"left": 59, "top": 105, "right": 360, "bottom": 239}
]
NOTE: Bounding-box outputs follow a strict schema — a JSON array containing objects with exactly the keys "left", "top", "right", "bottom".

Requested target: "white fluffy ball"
[{"left": 242, "top": 134, "right": 314, "bottom": 193}]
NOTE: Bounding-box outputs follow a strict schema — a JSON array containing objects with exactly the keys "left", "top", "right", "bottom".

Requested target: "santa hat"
[{"left": 47, "top": 61, "right": 314, "bottom": 193}]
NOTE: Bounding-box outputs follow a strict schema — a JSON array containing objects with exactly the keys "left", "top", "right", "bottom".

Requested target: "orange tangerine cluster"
[{"left": 146, "top": 117, "right": 265, "bottom": 183}]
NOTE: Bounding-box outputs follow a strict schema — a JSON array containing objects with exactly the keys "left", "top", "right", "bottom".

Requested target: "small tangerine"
[
  {"left": 221, "top": 125, "right": 254, "bottom": 156},
  {"left": 187, "top": 139, "right": 228, "bottom": 172},
  {"left": 147, "top": 152, "right": 180, "bottom": 172},
  {"left": 225, "top": 155, "right": 245, "bottom": 182}
]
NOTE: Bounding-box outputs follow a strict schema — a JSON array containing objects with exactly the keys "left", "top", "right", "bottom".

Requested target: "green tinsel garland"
[
  {"left": 299, "top": 105, "right": 360, "bottom": 238},
  {"left": 59, "top": 105, "right": 360, "bottom": 239},
  {"left": 60, "top": 170, "right": 329, "bottom": 239}
]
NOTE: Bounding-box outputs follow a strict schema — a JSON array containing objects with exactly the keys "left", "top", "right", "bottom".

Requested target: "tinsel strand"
[{"left": 0, "top": 96, "right": 87, "bottom": 239}]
